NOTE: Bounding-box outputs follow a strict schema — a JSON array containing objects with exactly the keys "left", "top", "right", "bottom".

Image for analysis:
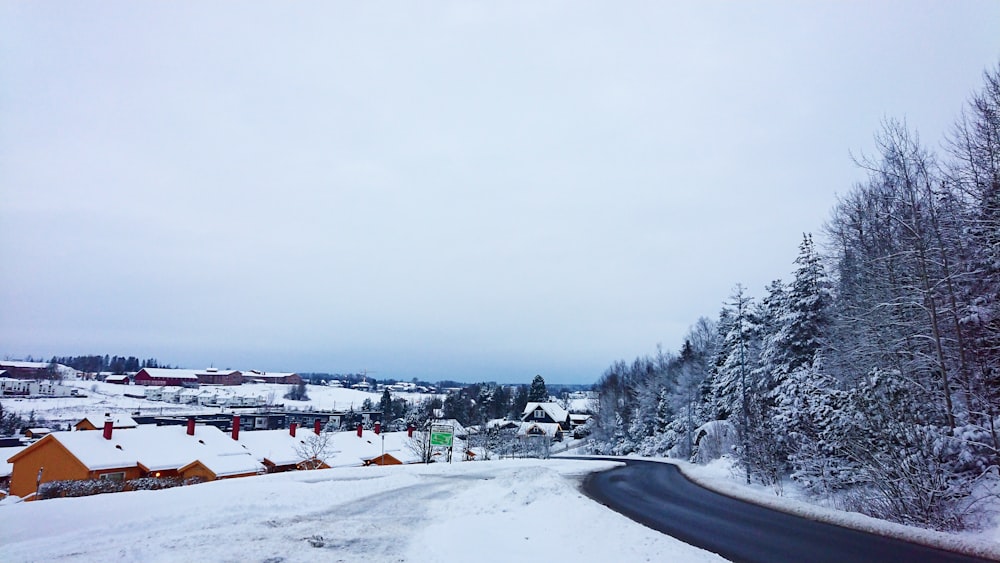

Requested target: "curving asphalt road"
[{"left": 573, "top": 458, "right": 993, "bottom": 563}]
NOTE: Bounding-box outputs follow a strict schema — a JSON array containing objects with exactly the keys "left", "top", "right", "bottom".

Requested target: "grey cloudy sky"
[{"left": 2, "top": 2, "right": 999, "bottom": 384}]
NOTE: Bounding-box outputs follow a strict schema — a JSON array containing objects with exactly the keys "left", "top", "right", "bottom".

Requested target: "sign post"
[{"left": 430, "top": 424, "right": 454, "bottom": 448}]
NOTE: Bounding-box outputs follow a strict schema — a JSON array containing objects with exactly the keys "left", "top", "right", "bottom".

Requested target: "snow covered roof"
[
  {"left": 18, "top": 425, "right": 259, "bottom": 473},
  {"left": 244, "top": 371, "right": 297, "bottom": 380},
  {"left": 196, "top": 368, "right": 240, "bottom": 376},
  {"left": 326, "top": 430, "right": 420, "bottom": 467},
  {"left": 77, "top": 414, "right": 138, "bottom": 430},
  {"left": 105, "top": 375, "right": 129, "bottom": 382},
  {"left": 517, "top": 422, "right": 563, "bottom": 438},
  {"left": 236, "top": 429, "right": 313, "bottom": 467},
  {"left": 521, "top": 402, "right": 569, "bottom": 422},
  {"left": 139, "top": 368, "right": 200, "bottom": 380},
  {"left": 485, "top": 418, "right": 518, "bottom": 429},
  {"left": 182, "top": 452, "right": 263, "bottom": 478},
  {"left": 0, "top": 361, "right": 76, "bottom": 376},
  {"left": 1, "top": 361, "right": 51, "bottom": 369}
]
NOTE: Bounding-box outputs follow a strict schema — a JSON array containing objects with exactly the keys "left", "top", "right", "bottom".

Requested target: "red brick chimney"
[
  {"left": 374, "top": 421, "right": 381, "bottom": 435},
  {"left": 290, "top": 422, "right": 297, "bottom": 437},
  {"left": 231, "top": 415, "right": 240, "bottom": 441},
  {"left": 356, "top": 423, "right": 363, "bottom": 438},
  {"left": 103, "top": 417, "right": 113, "bottom": 440},
  {"left": 314, "top": 419, "right": 321, "bottom": 435},
  {"left": 407, "top": 425, "right": 414, "bottom": 438},
  {"left": 186, "top": 417, "right": 196, "bottom": 436}
]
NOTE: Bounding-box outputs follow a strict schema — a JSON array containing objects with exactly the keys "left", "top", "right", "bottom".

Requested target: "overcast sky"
[{"left": 2, "top": 2, "right": 999, "bottom": 384}]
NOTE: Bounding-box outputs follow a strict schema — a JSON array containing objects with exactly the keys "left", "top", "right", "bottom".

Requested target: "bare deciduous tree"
[{"left": 294, "top": 431, "right": 332, "bottom": 470}]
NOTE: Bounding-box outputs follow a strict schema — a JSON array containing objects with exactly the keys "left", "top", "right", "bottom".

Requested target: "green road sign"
[{"left": 430, "top": 425, "right": 453, "bottom": 447}]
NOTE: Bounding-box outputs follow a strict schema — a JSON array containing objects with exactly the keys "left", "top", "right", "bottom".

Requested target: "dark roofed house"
[{"left": 520, "top": 402, "right": 571, "bottom": 430}]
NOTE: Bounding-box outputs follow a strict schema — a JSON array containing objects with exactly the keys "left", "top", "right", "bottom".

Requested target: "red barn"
[
  {"left": 133, "top": 368, "right": 200, "bottom": 387},
  {"left": 133, "top": 368, "right": 243, "bottom": 386}
]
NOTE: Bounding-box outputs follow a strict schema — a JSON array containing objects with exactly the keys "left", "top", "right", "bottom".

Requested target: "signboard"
[{"left": 430, "top": 424, "right": 454, "bottom": 447}]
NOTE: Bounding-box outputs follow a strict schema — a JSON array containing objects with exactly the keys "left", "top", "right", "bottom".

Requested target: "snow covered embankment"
[{"left": 666, "top": 456, "right": 1000, "bottom": 562}]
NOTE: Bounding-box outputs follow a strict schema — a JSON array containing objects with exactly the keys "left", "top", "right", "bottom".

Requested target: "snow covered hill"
[{"left": 0, "top": 459, "right": 725, "bottom": 563}]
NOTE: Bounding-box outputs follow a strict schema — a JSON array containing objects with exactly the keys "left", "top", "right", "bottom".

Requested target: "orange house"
[
  {"left": 362, "top": 453, "right": 403, "bottom": 466},
  {"left": 7, "top": 433, "right": 141, "bottom": 498},
  {"left": 177, "top": 457, "right": 263, "bottom": 481},
  {"left": 6, "top": 422, "right": 263, "bottom": 499},
  {"left": 233, "top": 426, "right": 332, "bottom": 473},
  {"left": 74, "top": 414, "right": 138, "bottom": 431}
]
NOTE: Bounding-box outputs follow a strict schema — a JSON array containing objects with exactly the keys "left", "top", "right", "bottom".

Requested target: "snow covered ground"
[
  {"left": 0, "top": 459, "right": 726, "bottom": 563},
  {"left": 1, "top": 380, "right": 437, "bottom": 429}
]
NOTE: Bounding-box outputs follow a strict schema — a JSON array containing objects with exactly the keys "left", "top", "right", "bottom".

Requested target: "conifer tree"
[{"left": 528, "top": 374, "right": 548, "bottom": 402}]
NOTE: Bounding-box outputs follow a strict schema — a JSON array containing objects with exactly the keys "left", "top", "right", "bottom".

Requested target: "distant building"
[
  {"left": 0, "top": 361, "right": 76, "bottom": 380},
  {"left": 195, "top": 368, "right": 243, "bottom": 386},
  {"left": 74, "top": 414, "right": 139, "bottom": 432},
  {"left": 242, "top": 370, "right": 303, "bottom": 385},
  {"left": 133, "top": 368, "right": 200, "bottom": 387},
  {"left": 520, "top": 402, "right": 571, "bottom": 430},
  {"left": 133, "top": 368, "right": 243, "bottom": 386},
  {"left": 0, "top": 378, "right": 78, "bottom": 398}
]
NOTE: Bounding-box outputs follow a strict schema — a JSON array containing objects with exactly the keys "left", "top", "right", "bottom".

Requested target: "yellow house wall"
[
  {"left": 9, "top": 438, "right": 90, "bottom": 498},
  {"left": 179, "top": 462, "right": 217, "bottom": 482},
  {"left": 9, "top": 437, "right": 140, "bottom": 499},
  {"left": 90, "top": 466, "right": 142, "bottom": 481}
]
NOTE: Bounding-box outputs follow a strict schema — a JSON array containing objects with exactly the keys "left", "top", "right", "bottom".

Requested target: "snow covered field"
[
  {"left": 2, "top": 380, "right": 437, "bottom": 429},
  {"left": 0, "top": 459, "right": 725, "bottom": 563}
]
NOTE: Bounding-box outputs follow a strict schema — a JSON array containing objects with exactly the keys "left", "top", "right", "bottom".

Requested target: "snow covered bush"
[
  {"left": 37, "top": 476, "right": 200, "bottom": 500},
  {"left": 126, "top": 477, "right": 185, "bottom": 491},
  {"left": 38, "top": 478, "right": 125, "bottom": 499}
]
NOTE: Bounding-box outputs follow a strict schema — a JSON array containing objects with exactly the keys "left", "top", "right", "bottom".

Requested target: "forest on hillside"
[{"left": 587, "top": 61, "right": 1000, "bottom": 532}]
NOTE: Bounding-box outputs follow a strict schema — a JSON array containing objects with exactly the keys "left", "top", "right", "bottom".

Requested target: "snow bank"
[{"left": 653, "top": 456, "right": 1000, "bottom": 561}]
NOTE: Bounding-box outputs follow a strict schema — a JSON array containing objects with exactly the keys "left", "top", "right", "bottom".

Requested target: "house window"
[
  {"left": 534, "top": 409, "right": 545, "bottom": 419},
  {"left": 100, "top": 472, "right": 125, "bottom": 481}
]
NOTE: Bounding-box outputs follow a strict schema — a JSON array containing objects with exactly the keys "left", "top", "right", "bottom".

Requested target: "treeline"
[
  {"left": 49, "top": 355, "right": 169, "bottom": 374},
  {"left": 588, "top": 61, "right": 1000, "bottom": 532},
  {"left": 440, "top": 376, "right": 555, "bottom": 426}
]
